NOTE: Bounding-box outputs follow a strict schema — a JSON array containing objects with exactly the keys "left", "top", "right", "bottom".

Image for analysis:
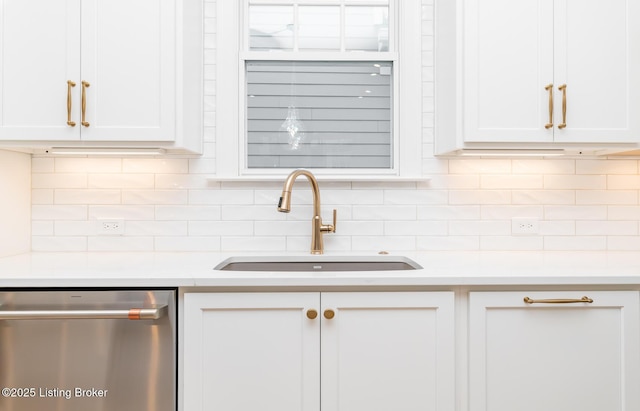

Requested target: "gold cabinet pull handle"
[
  {"left": 524, "top": 296, "right": 593, "bottom": 304},
  {"left": 323, "top": 309, "right": 335, "bottom": 320},
  {"left": 558, "top": 84, "right": 567, "bottom": 129},
  {"left": 81, "top": 81, "right": 90, "bottom": 127},
  {"left": 66, "top": 80, "right": 77, "bottom": 126},
  {"left": 306, "top": 309, "right": 318, "bottom": 320},
  {"left": 544, "top": 83, "right": 553, "bottom": 129}
]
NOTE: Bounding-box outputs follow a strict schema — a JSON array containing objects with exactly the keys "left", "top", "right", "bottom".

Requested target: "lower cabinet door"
[
  {"left": 321, "top": 291, "right": 455, "bottom": 411},
  {"left": 183, "top": 292, "right": 321, "bottom": 411},
  {"left": 183, "top": 291, "right": 455, "bottom": 411},
  {"left": 469, "top": 291, "right": 640, "bottom": 411}
]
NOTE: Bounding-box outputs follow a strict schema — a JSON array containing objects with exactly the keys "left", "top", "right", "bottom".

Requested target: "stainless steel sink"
[{"left": 214, "top": 256, "right": 422, "bottom": 272}]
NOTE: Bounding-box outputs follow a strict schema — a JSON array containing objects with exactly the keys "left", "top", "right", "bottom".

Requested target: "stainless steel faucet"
[{"left": 277, "top": 169, "right": 336, "bottom": 254}]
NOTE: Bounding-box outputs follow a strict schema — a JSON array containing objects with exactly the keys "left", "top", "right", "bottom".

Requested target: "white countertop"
[{"left": 1, "top": 251, "right": 640, "bottom": 288}]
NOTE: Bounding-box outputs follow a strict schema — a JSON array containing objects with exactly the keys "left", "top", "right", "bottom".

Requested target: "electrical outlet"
[
  {"left": 96, "top": 219, "right": 125, "bottom": 236},
  {"left": 512, "top": 218, "right": 539, "bottom": 235}
]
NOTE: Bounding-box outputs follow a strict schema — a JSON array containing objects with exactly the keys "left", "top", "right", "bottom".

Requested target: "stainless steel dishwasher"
[{"left": 0, "top": 288, "right": 176, "bottom": 411}]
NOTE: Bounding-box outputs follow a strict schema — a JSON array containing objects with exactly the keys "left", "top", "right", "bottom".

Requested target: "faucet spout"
[{"left": 277, "top": 169, "right": 336, "bottom": 254}]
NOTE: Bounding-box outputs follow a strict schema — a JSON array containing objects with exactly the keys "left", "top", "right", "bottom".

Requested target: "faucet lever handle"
[{"left": 330, "top": 209, "right": 337, "bottom": 233}]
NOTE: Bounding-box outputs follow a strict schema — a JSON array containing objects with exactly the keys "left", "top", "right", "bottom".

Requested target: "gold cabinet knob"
[
  {"left": 306, "top": 309, "right": 318, "bottom": 320},
  {"left": 323, "top": 309, "right": 335, "bottom": 320}
]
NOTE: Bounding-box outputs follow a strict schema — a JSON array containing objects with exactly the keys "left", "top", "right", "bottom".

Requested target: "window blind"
[{"left": 246, "top": 61, "right": 393, "bottom": 168}]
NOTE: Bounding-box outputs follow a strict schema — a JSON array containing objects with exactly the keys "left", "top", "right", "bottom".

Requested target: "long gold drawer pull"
[
  {"left": 524, "top": 296, "right": 593, "bottom": 304},
  {"left": 81, "top": 80, "right": 90, "bottom": 127},
  {"left": 544, "top": 83, "right": 553, "bottom": 129},
  {"left": 558, "top": 84, "right": 567, "bottom": 129},
  {"left": 66, "top": 80, "right": 76, "bottom": 126}
]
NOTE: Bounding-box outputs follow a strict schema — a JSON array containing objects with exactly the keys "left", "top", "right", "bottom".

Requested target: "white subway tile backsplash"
[
  {"left": 576, "top": 190, "right": 638, "bottom": 205},
  {"left": 156, "top": 174, "right": 215, "bottom": 189},
  {"left": 155, "top": 236, "right": 220, "bottom": 252},
  {"left": 222, "top": 236, "right": 286, "bottom": 252},
  {"left": 55, "top": 189, "right": 121, "bottom": 205},
  {"left": 512, "top": 159, "right": 575, "bottom": 174},
  {"left": 32, "top": 173, "right": 87, "bottom": 189},
  {"left": 31, "top": 157, "right": 54, "bottom": 173},
  {"left": 156, "top": 205, "right": 220, "bottom": 221},
  {"left": 89, "top": 205, "right": 155, "bottom": 220},
  {"left": 481, "top": 175, "right": 543, "bottom": 189},
  {"left": 480, "top": 236, "right": 543, "bottom": 251},
  {"left": 122, "top": 159, "right": 189, "bottom": 174},
  {"left": 88, "top": 236, "right": 154, "bottom": 252},
  {"left": 512, "top": 190, "right": 575, "bottom": 205},
  {"left": 607, "top": 206, "right": 640, "bottom": 220},
  {"left": 539, "top": 220, "right": 575, "bottom": 236},
  {"left": 576, "top": 220, "right": 638, "bottom": 236},
  {"left": 449, "top": 190, "right": 511, "bottom": 205},
  {"left": 481, "top": 205, "right": 543, "bottom": 220},
  {"left": 384, "top": 189, "right": 447, "bottom": 205},
  {"left": 353, "top": 205, "right": 417, "bottom": 221},
  {"left": 88, "top": 174, "right": 155, "bottom": 189},
  {"left": 417, "top": 235, "right": 479, "bottom": 251},
  {"left": 449, "top": 159, "right": 511, "bottom": 174},
  {"left": 31, "top": 221, "right": 54, "bottom": 236},
  {"left": 576, "top": 159, "right": 638, "bottom": 175},
  {"left": 544, "top": 174, "right": 607, "bottom": 190},
  {"left": 189, "top": 189, "right": 255, "bottom": 205},
  {"left": 544, "top": 205, "right": 607, "bottom": 220},
  {"left": 25, "top": 8, "right": 640, "bottom": 253},
  {"left": 190, "top": 221, "right": 252, "bottom": 236},
  {"left": 607, "top": 175, "right": 640, "bottom": 189},
  {"left": 449, "top": 220, "right": 510, "bottom": 236},
  {"left": 123, "top": 189, "right": 188, "bottom": 205},
  {"left": 32, "top": 189, "right": 54, "bottom": 205},
  {"left": 32, "top": 205, "right": 87, "bottom": 221},
  {"left": 352, "top": 236, "right": 416, "bottom": 252},
  {"left": 55, "top": 158, "right": 122, "bottom": 173},
  {"left": 417, "top": 205, "right": 480, "bottom": 220},
  {"left": 127, "top": 221, "right": 189, "bottom": 236},
  {"left": 255, "top": 221, "right": 306, "bottom": 236},
  {"left": 32, "top": 236, "right": 87, "bottom": 252},
  {"left": 544, "top": 236, "right": 607, "bottom": 251},
  {"left": 607, "top": 236, "right": 640, "bottom": 251},
  {"left": 384, "top": 220, "right": 448, "bottom": 236}
]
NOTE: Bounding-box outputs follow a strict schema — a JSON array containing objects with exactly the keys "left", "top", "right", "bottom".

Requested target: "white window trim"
[{"left": 215, "top": 0, "right": 422, "bottom": 180}]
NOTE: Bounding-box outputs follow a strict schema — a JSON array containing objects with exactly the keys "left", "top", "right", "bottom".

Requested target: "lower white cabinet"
[
  {"left": 183, "top": 291, "right": 455, "bottom": 411},
  {"left": 469, "top": 291, "right": 640, "bottom": 411}
]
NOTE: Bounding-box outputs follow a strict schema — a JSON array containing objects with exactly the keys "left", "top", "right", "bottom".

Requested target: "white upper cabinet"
[
  {"left": 0, "top": 0, "right": 202, "bottom": 153},
  {"left": 436, "top": 0, "right": 640, "bottom": 154},
  {"left": 0, "top": 0, "right": 81, "bottom": 140}
]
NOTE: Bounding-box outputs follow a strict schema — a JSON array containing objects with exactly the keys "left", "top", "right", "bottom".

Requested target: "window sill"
[{"left": 206, "top": 175, "right": 430, "bottom": 183}]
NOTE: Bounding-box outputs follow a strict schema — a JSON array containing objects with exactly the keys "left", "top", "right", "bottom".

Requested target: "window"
[{"left": 215, "top": 0, "right": 422, "bottom": 178}]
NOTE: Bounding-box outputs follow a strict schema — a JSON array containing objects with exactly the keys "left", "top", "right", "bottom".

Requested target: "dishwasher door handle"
[{"left": 0, "top": 305, "right": 168, "bottom": 320}]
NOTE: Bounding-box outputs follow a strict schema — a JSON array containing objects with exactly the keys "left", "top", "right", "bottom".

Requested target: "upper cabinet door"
[
  {"left": 553, "top": 0, "right": 640, "bottom": 143},
  {"left": 463, "top": 0, "right": 554, "bottom": 143},
  {"left": 0, "top": 0, "right": 81, "bottom": 141},
  {"left": 80, "top": 0, "right": 176, "bottom": 141}
]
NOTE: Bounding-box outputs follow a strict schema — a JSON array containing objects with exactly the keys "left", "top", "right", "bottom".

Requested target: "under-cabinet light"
[
  {"left": 457, "top": 149, "right": 565, "bottom": 157},
  {"left": 45, "top": 148, "right": 166, "bottom": 156}
]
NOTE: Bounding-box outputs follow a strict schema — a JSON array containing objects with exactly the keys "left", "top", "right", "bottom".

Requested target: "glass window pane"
[
  {"left": 298, "top": 6, "right": 340, "bottom": 51},
  {"left": 249, "top": 5, "right": 294, "bottom": 51},
  {"left": 345, "top": 6, "right": 389, "bottom": 51},
  {"left": 246, "top": 61, "right": 393, "bottom": 169}
]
